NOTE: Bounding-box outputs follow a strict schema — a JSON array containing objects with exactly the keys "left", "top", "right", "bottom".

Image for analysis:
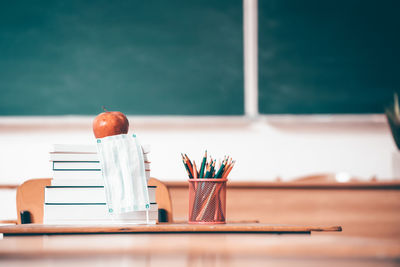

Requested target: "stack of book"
[{"left": 44, "top": 144, "right": 156, "bottom": 224}]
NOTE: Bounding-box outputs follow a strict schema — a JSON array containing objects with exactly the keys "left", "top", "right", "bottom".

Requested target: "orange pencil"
[
  {"left": 193, "top": 160, "right": 198, "bottom": 179},
  {"left": 221, "top": 158, "right": 231, "bottom": 178},
  {"left": 222, "top": 161, "right": 235, "bottom": 179},
  {"left": 182, "top": 154, "right": 193, "bottom": 178},
  {"left": 184, "top": 154, "right": 194, "bottom": 175},
  {"left": 182, "top": 159, "right": 192, "bottom": 178}
]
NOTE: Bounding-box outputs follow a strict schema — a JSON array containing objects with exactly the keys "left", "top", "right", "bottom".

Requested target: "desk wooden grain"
[{"left": 0, "top": 234, "right": 399, "bottom": 266}]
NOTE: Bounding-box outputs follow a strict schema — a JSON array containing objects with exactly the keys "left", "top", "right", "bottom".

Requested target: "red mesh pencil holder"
[{"left": 188, "top": 178, "right": 227, "bottom": 224}]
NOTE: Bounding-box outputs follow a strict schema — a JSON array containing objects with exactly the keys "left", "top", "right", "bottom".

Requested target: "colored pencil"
[
  {"left": 193, "top": 160, "right": 198, "bottom": 179},
  {"left": 209, "top": 160, "right": 215, "bottom": 178},
  {"left": 222, "top": 161, "right": 235, "bottom": 179},
  {"left": 185, "top": 154, "right": 193, "bottom": 172},
  {"left": 181, "top": 154, "right": 193, "bottom": 178},
  {"left": 185, "top": 154, "right": 194, "bottom": 177},
  {"left": 215, "top": 160, "right": 226, "bottom": 178},
  {"left": 205, "top": 163, "right": 210, "bottom": 178},
  {"left": 221, "top": 157, "right": 232, "bottom": 178},
  {"left": 199, "top": 150, "right": 207, "bottom": 178},
  {"left": 182, "top": 159, "right": 193, "bottom": 178}
]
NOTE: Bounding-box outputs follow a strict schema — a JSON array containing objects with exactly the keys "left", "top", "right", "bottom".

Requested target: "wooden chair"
[
  {"left": 293, "top": 173, "right": 338, "bottom": 183},
  {"left": 16, "top": 178, "right": 51, "bottom": 224},
  {"left": 148, "top": 178, "right": 173, "bottom": 222},
  {"left": 16, "top": 177, "right": 173, "bottom": 224},
  {"left": 293, "top": 173, "right": 361, "bottom": 183}
]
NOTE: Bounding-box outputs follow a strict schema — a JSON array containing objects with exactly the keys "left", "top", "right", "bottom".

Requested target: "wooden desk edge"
[
  {"left": 0, "top": 224, "right": 342, "bottom": 235},
  {"left": 165, "top": 181, "right": 400, "bottom": 189}
]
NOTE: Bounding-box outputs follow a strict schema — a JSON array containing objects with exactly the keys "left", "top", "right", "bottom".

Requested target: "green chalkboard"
[
  {"left": 0, "top": 0, "right": 243, "bottom": 115},
  {"left": 259, "top": 0, "right": 400, "bottom": 114}
]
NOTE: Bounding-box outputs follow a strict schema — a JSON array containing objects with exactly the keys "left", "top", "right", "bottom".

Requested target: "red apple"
[{"left": 93, "top": 108, "right": 129, "bottom": 138}]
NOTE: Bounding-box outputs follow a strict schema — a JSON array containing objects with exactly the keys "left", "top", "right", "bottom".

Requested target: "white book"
[
  {"left": 43, "top": 203, "right": 158, "bottom": 222},
  {"left": 51, "top": 178, "right": 105, "bottom": 186},
  {"left": 50, "top": 153, "right": 99, "bottom": 162},
  {"left": 43, "top": 220, "right": 157, "bottom": 225},
  {"left": 53, "top": 161, "right": 101, "bottom": 170},
  {"left": 52, "top": 162, "right": 149, "bottom": 171},
  {"left": 45, "top": 186, "right": 157, "bottom": 203},
  {"left": 52, "top": 144, "right": 151, "bottom": 154},
  {"left": 53, "top": 170, "right": 103, "bottom": 180},
  {"left": 52, "top": 144, "right": 97, "bottom": 153},
  {"left": 52, "top": 174, "right": 151, "bottom": 186}
]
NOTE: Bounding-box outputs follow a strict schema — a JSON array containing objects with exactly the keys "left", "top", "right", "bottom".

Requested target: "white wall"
[
  {"left": 0, "top": 115, "right": 395, "bottom": 221},
  {"left": 0, "top": 115, "right": 395, "bottom": 184}
]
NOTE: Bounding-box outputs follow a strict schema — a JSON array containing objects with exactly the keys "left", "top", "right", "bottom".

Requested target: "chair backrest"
[
  {"left": 16, "top": 178, "right": 52, "bottom": 224},
  {"left": 148, "top": 178, "right": 174, "bottom": 222},
  {"left": 293, "top": 173, "right": 361, "bottom": 183},
  {"left": 16, "top": 177, "right": 173, "bottom": 224}
]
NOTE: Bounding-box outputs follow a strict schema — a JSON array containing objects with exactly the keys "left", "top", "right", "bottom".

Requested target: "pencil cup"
[{"left": 188, "top": 178, "right": 227, "bottom": 224}]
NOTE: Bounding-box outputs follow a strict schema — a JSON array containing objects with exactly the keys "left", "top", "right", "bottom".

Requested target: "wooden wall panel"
[{"left": 167, "top": 182, "right": 400, "bottom": 239}]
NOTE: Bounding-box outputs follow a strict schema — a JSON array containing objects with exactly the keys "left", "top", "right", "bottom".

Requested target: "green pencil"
[
  {"left": 215, "top": 158, "right": 226, "bottom": 178},
  {"left": 205, "top": 163, "right": 210, "bottom": 178},
  {"left": 199, "top": 150, "right": 207, "bottom": 178},
  {"left": 209, "top": 159, "right": 216, "bottom": 178}
]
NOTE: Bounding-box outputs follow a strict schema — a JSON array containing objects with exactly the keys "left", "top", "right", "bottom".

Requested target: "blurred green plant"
[{"left": 386, "top": 93, "right": 400, "bottom": 150}]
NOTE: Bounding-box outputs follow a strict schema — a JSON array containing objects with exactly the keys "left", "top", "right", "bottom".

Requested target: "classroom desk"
[
  {"left": 1, "top": 181, "right": 399, "bottom": 265},
  {"left": 0, "top": 233, "right": 399, "bottom": 266}
]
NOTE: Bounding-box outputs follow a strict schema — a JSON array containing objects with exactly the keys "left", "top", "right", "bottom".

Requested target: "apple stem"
[{"left": 102, "top": 106, "right": 108, "bottom": 112}]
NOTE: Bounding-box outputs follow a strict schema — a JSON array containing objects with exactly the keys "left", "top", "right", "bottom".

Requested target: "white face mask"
[{"left": 96, "top": 134, "right": 149, "bottom": 214}]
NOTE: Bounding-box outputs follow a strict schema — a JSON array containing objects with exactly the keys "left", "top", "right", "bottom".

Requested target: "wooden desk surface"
[
  {"left": 0, "top": 223, "right": 341, "bottom": 235},
  {"left": 0, "top": 234, "right": 399, "bottom": 266}
]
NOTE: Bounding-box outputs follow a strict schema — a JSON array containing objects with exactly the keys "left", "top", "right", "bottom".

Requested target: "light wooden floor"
[{"left": 1, "top": 233, "right": 399, "bottom": 266}]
